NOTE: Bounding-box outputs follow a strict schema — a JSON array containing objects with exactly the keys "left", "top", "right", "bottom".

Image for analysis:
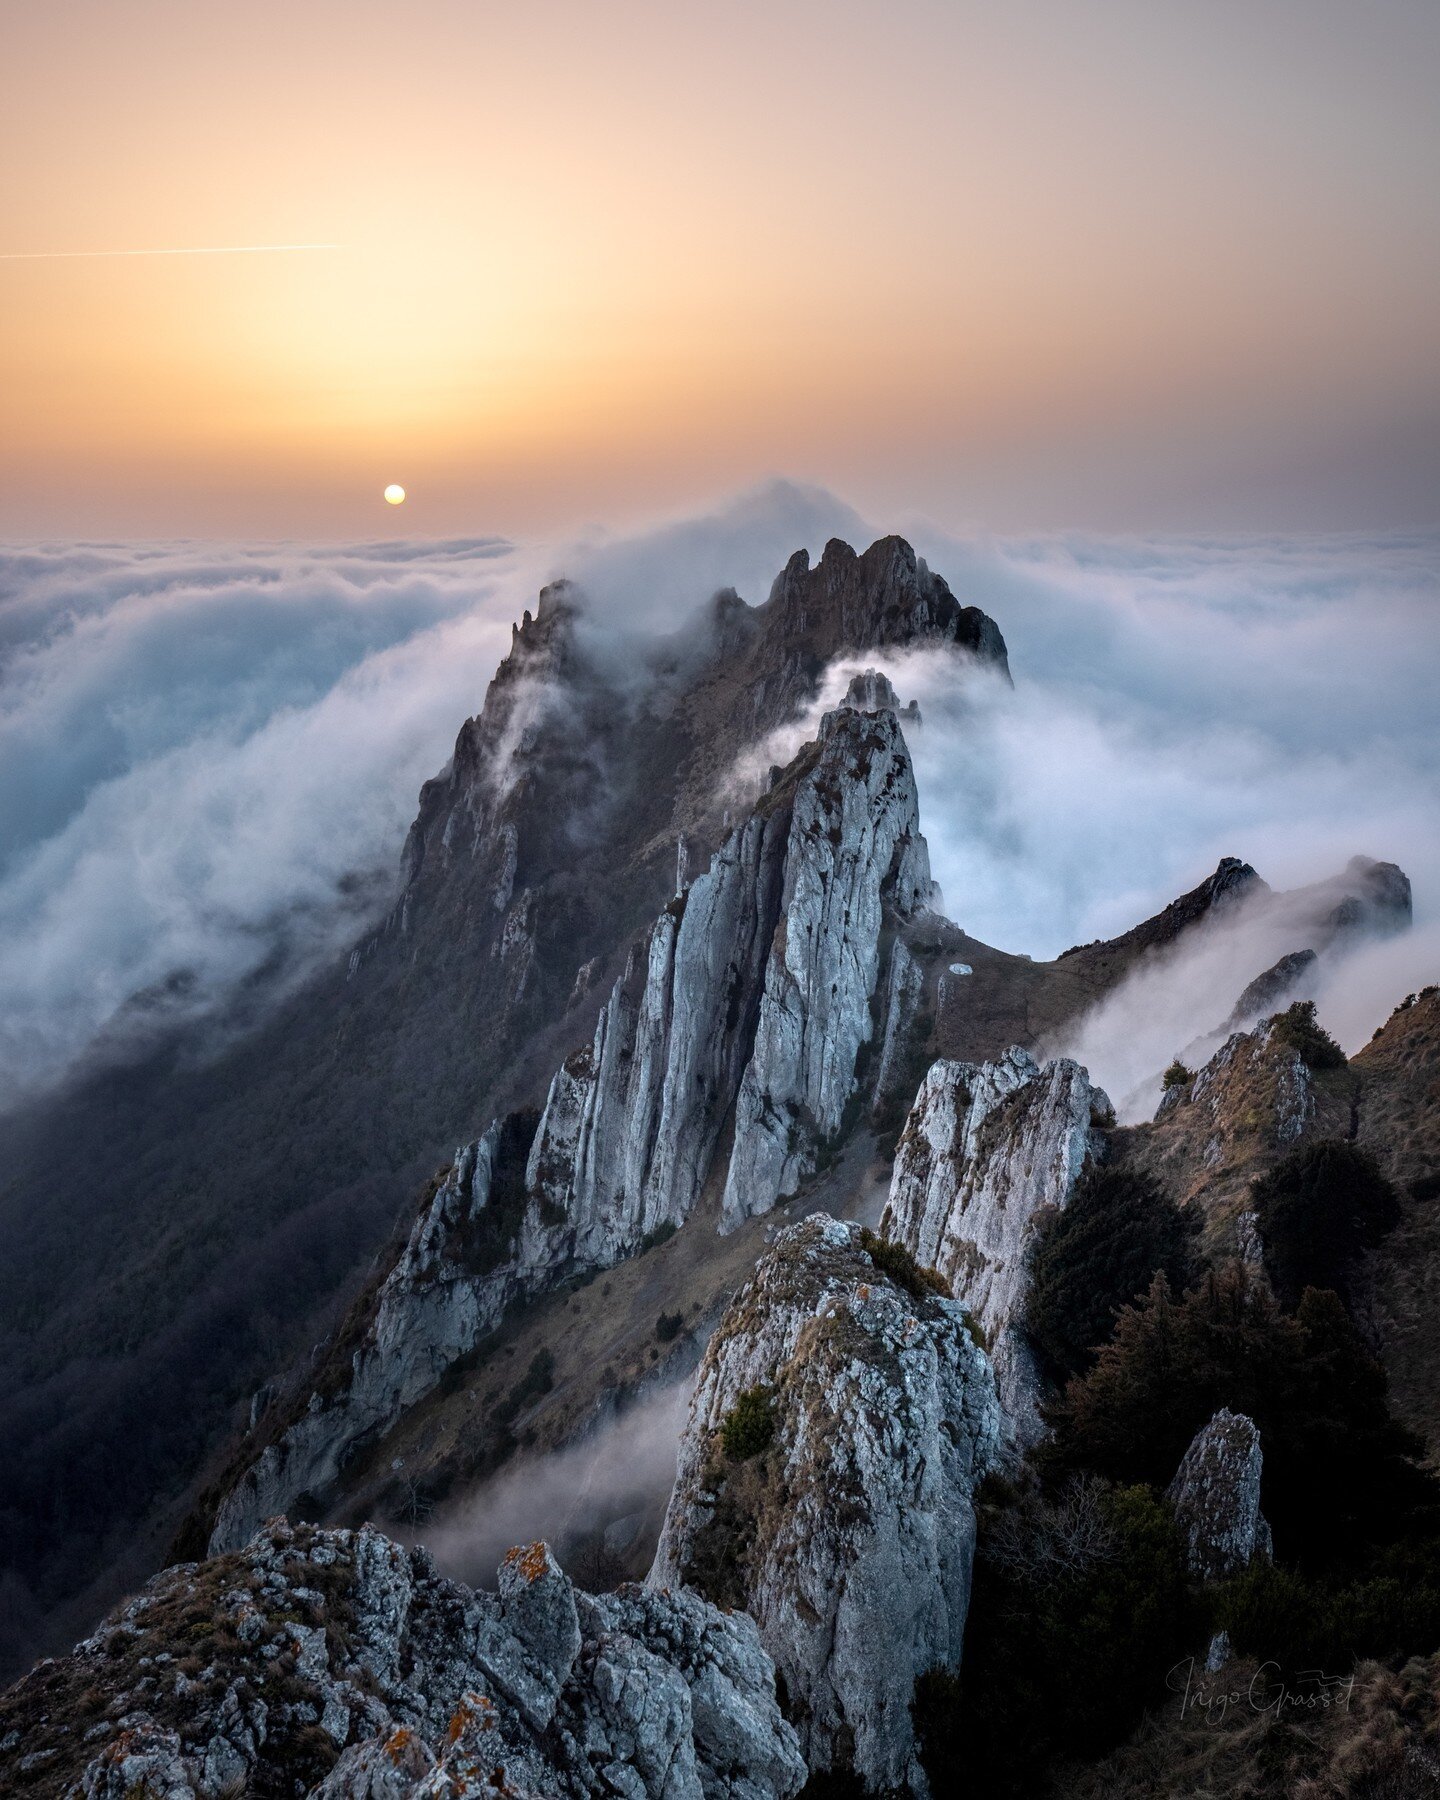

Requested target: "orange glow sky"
[{"left": 3, "top": 0, "right": 1438, "bottom": 537}]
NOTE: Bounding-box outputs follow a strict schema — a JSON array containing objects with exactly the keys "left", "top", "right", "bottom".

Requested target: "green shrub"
[
  {"left": 721, "top": 1385, "right": 776, "bottom": 1461},
  {"left": 1271, "top": 999, "right": 1347, "bottom": 1069},
  {"left": 1162, "top": 1060, "right": 1193, "bottom": 1090},
  {"left": 917, "top": 1480, "right": 1194, "bottom": 1794},
  {"left": 1045, "top": 1264, "right": 1435, "bottom": 1571},
  {"left": 1217, "top": 1542, "right": 1440, "bottom": 1675},
  {"left": 1251, "top": 1138, "right": 1400, "bottom": 1308},
  {"left": 654, "top": 1311, "right": 684, "bottom": 1343},
  {"left": 857, "top": 1228, "right": 950, "bottom": 1303},
  {"left": 1025, "top": 1164, "right": 1198, "bottom": 1379},
  {"left": 639, "top": 1220, "right": 678, "bottom": 1253}
]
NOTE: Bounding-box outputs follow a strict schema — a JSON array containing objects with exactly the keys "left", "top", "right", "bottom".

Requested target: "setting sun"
[{"left": 383, "top": 483, "right": 405, "bottom": 505}]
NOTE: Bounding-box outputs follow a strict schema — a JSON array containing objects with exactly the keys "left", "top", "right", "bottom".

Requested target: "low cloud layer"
[
  {"left": 907, "top": 522, "right": 1440, "bottom": 1093},
  {"left": 0, "top": 541, "right": 521, "bottom": 1100},
  {"left": 1, "top": 483, "right": 1437, "bottom": 1107}
]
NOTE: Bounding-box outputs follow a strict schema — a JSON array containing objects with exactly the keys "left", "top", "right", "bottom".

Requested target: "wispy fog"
[
  {"left": 415, "top": 1378, "right": 691, "bottom": 1591},
  {"left": 2, "top": 484, "right": 1436, "bottom": 1106}
]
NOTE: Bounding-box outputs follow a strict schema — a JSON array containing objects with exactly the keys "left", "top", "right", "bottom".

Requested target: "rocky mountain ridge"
[
  {"left": 208, "top": 681, "right": 938, "bottom": 1556},
  {"left": 7, "top": 981, "right": 1434, "bottom": 1798},
  {"left": 194, "top": 536, "right": 1418, "bottom": 1595},
  {"left": 882, "top": 1048, "right": 1109, "bottom": 1445},
  {"left": 0, "top": 534, "right": 1011, "bottom": 1677},
  {"left": 1, "top": 1521, "right": 803, "bottom": 1800},
  {"left": 4, "top": 527, "right": 1432, "bottom": 1800}
]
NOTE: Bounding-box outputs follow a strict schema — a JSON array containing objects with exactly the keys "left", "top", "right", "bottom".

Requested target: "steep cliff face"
[
  {"left": 1, "top": 1523, "right": 803, "bottom": 1800},
  {"left": 213, "top": 692, "right": 934, "bottom": 1552},
  {"left": 758, "top": 536, "right": 1009, "bottom": 681},
  {"left": 869, "top": 938, "right": 925, "bottom": 1116},
  {"left": 523, "top": 692, "right": 934, "bottom": 1245},
  {"left": 524, "top": 697, "right": 932, "bottom": 1248},
  {"left": 721, "top": 706, "right": 935, "bottom": 1225},
  {"left": 882, "top": 1048, "right": 1109, "bottom": 1440},
  {"left": 650, "top": 1215, "right": 1000, "bottom": 1795},
  {"left": 406, "top": 536, "right": 1009, "bottom": 906}
]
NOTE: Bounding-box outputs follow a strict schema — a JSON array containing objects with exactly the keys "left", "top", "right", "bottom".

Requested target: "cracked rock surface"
[
  {"left": 216, "top": 697, "right": 934, "bottom": 1554},
  {"left": 651, "top": 1214, "right": 1000, "bottom": 1794},
  {"left": 1166, "top": 1409, "right": 1273, "bottom": 1581},
  {"left": 882, "top": 1047, "right": 1108, "bottom": 1443},
  {"left": 2, "top": 1524, "right": 802, "bottom": 1800}
]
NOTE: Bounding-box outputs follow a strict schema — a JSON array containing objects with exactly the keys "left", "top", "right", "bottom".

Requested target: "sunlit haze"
[{"left": 5, "top": 0, "right": 1438, "bottom": 537}]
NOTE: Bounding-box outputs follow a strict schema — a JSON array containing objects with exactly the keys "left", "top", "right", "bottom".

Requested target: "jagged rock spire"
[
  {"left": 1166, "top": 1408, "right": 1273, "bottom": 1580},
  {"left": 212, "top": 691, "right": 939, "bottom": 1548},
  {"left": 883, "top": 1047, "right": 1110, "bottom": 1444},
  {"left": 762, "top": 535, "right": 1010, "bottom": 679},
  {"left": 651, "top": 1214, "right": 1000, "bottom": 1795}
]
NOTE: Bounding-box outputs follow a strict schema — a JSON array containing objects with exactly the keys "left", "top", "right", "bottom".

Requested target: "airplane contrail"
[{"left": 0, "top": 242, "right": 343, "bottom": 262}]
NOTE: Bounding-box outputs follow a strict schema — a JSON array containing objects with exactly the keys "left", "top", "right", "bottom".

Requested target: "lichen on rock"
[
  {"left": 5, "top": 1522, "right": 803, "bottom": 1800},
  {"left": 1165, "top": 1408, "right": 1273, "bottom": 1581},
  {"left": 650, "top": 1214, "right": 1000, "bottom": 1795}
]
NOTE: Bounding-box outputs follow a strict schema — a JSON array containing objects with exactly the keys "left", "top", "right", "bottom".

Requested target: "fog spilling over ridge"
[{"left": 1, "top": 480, "right": 1437, "bottom": 1107}]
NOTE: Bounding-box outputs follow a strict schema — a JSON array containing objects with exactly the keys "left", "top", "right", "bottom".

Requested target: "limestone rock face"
[
  {"left": 77, "top": 1721, "right": 199, "bottom": 1800},
  {"left": 524, "top": 804, "right": 789, "bottom": 1251},
  {"left": 881, "top": 1048, "right": 1109, "bottom": 1441},
  {"left": 210, "top": 1116, "right": 551, "bottom": 1555},
  {"left": 2, "top": 530, "right": 1018, "bottom": 1699},
  {"left": 215, "top": 695, "right": 934, "bottom": 1553},
  {"left": 650, "top": 1215, "right": 1001, "bottom": 1794},
  {"left": 1166, "top": 1409, "right": 1273, "bottom": 1580},
  {"left": 529, "top": 699, "right": 935, "bottom": 1244},
  {"left": 869, "top": 938, "right": 925, "bottom": 1116},
  {"left": 26, "top": 1524, "right": 803, "bottom": 1800},
  {"left": 721, "top": 707, "right": 934, "bottom": 1225}
]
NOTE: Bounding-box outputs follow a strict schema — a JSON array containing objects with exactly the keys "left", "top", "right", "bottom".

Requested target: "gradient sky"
[{"left": 4, "top": 0, "right": 1439, "bottom": 538}]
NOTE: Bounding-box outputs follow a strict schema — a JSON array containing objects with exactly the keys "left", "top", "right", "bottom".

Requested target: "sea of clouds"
[{"left": 1, "top": 480, "right": 1436, "bottom": 1110}]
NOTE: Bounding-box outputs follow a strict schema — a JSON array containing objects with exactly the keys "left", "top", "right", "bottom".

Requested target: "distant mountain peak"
[{"left": 760, "top": 533, "right": 1011, "bottom": 679}]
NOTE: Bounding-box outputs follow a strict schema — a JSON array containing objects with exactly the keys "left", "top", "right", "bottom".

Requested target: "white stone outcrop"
[
  {"left": 881, "top": 1048, "right": 1108, "bottom": 1443},
  {"left": 870, "top": 938, "right": 925, "bottom": 1114},
  {"left": 525, "top": 805, "right": 789, "bottom": 1251},
  {"left": 59, "top": 1525, "right": 803, "bottom": 1800},
  {"left": 650, "top": 1215, "right": 1001, "bottom": 1795},
  {"left": 1166, "top": 1409, "right": 1273, "bottom": 1581},
  {"left": 528, "top": 699, "right": 934, "bottom": 1243},
  {"left": 721, "top": 708, "right": 934, "bottom": 1225}
]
